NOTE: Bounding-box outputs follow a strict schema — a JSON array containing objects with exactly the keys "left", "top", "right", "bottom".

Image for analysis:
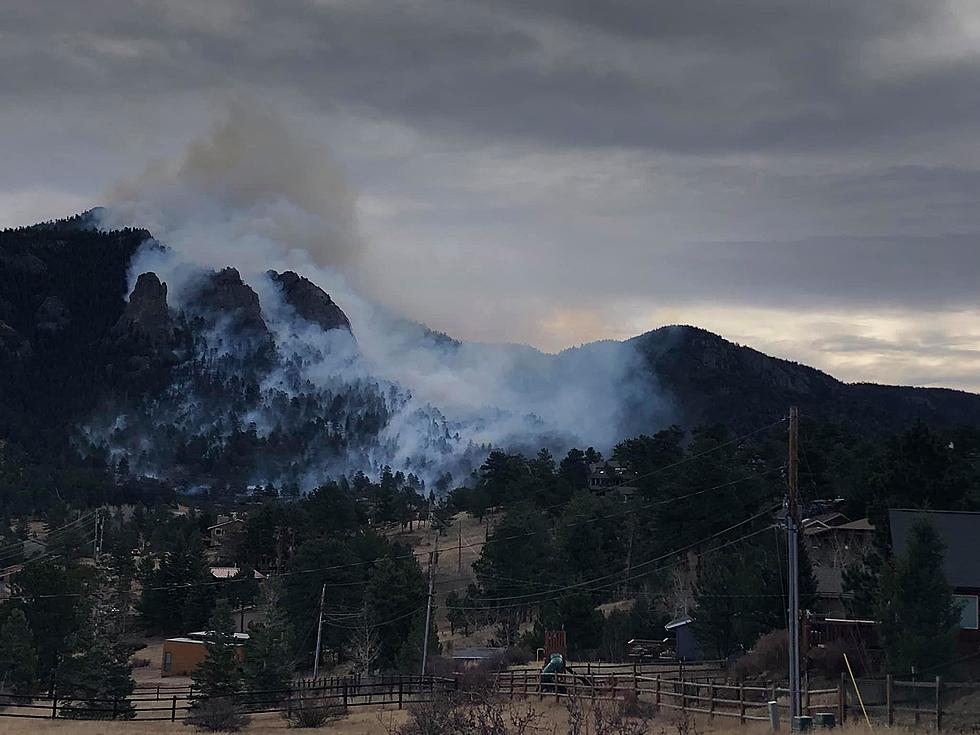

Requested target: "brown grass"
[{"left": 0, "top": 703, "right": 908, "bottom": 735}]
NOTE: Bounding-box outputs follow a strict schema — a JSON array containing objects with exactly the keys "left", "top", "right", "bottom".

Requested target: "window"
[
  {"left": 954, "top": 594, "right": 979, "bottom": 630},
  {"left": 163, "top": 651, "right": 172, "bottom": 672}
]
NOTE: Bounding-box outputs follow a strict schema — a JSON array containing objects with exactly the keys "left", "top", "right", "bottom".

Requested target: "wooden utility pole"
[
  {"left": 457, "top": 523, "right": 462, "bottom": 573},
  {"left": 787, "top": 406, "right": 802, "bottom": 722},
  {"left": 421, "top": 534, "right": 438, "bottom": 676},
  {"left": 313, "top": 583, "right": 327, "bottom": 678}
]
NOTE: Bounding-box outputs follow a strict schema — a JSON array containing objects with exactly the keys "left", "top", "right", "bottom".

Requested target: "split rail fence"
[
  {"left": 495, "top": 668, "right": 838, "bottom": 724},
  {"left": 0, "top": 674, "right": 457, "bottom": 722}
]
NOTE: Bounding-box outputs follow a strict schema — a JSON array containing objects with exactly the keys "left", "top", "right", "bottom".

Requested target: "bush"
[
  {"left": 730, "top": 630, "right": 788, "bottom": 683},
  {"left": 390, "top": 694, "right": 541, "bottom": 735},
  {"left": 282, "top": 692, "right": 349, "bottom": 729},
  {"left": 185, "top": 696, "right": 251, "bottom": 732}
]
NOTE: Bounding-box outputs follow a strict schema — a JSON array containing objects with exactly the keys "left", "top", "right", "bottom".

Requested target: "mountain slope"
[
  {"left": 631, "top": 325, "right": 980, "bottom": 432},
  {"left": 2, "top": 215, "right": 979, "bottom": 495}
]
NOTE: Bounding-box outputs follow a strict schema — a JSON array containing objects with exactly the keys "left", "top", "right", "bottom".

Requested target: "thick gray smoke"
[{"left": 96, "top": 104, "right": 668, "bottom": 489}]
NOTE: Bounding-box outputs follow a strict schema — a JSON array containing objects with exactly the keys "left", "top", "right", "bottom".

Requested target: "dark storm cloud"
[{"left": 4, "top": 0, "right": 979, "bottom": 154}]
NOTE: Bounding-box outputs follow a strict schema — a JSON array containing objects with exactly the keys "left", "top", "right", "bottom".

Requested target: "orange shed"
[{"left": 161, "top": 632, "right": 248, "bottom": 677}]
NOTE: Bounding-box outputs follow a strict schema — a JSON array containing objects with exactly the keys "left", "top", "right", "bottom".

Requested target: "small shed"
[
  {"left": 162, "top": 631, "right": 248, "bottom": 677},
  {"left": 665, "top": 615, "right": 700, "bottom": 662}
]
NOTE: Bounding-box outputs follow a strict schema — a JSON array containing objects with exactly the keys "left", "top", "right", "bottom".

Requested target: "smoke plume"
[{"left": 93, "top": 103, "right": 668, "bottom": 490}]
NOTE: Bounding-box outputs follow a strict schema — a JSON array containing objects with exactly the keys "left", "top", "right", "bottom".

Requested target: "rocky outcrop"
[
  {"left": 111, "top": 272, "right": 176, "bottom": 347},
  {"left": 188, "top": 267, "right": 270, "bottom": 336},
  {"left": 269, "top": 270, "right": 352, "bottom": 333}
]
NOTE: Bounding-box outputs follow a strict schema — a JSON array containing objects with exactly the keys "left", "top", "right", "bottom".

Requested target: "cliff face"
[
  {"left": 111, "top": 272, "right": 176, "bottom": 347},
  {"left": 269, "top": 270, "right": 352, "bottom": 334}
]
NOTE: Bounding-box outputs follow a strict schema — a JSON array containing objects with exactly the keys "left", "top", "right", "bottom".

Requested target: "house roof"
[
  {"left": 665, "top": 615, "right": 694, "bottom": 630},
  {"left": 806, "top": 517, "right": 874, "bottom": 536},
  {"left": 889, "top": 509, "right": 980, "bottom": 589},
  {"left": 803, "top": 512, "right": 850, "bottom": 529},
  {"left": 209, "top": 566, "right": 266, "bottom": 580},
  {"left": 207, "top": 518, "right": 244, "bottom": 531}
]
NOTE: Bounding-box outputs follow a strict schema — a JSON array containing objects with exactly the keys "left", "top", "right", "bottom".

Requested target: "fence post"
[
  {"left": 398, "top": 678, "right": 404, "bottom": 709},
  {"left": 838, "top": 673, "right": 846, "bottom": 724},
  {"left": 112, "top": 698, "right": 119, "bottom": 719},
  {"left": 655, "top": 675, "right": 661, "bottom": 712},
  {"left": 156, "top": 684, "right": 161, "bottom": 701},
  {"left": 51, "top": 689, "right": 58, "bottom": 720},
  {"left": 739, "top": 684, "right": 745, "bottom": 724},
  {"left": 509, "top": 670, "right": 515, "bottom": 700},
  {"left": 524, "top": 669, "right": 529, "bottom": 698},
  {"left": 681, "top": 672, "right": 687, "bottom": 712},
  {"left": 935, "top": 675, "right": 943, "bottom": 732},
  {"left": 886, "top": 674, "right": 893, "bottom": 726},
  {"left": 709, "top": 684, "right": 716, "bottom": 720},
  {"left": 171, "top": 695, "right": 177, "bottom": 722},
  {"left": 343, "top": 682, "right": 349, "bottom": 709}
]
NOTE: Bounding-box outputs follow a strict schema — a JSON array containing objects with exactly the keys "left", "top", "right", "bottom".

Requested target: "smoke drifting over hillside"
[{"left": 95, "top": 105, "right": 667, "bottom": 490}]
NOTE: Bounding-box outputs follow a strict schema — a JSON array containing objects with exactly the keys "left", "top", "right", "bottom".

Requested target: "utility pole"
[
  {"left": 787, "top": 406, "right": 802, "bottom": 723},
  {"left": 420, "top": 533, "right": 438, "bottom": 676},
  {"left": 313, "top": 583, "right": 327, "bottom": 679},
  {"left": 457, "top": 523, "right": 462, "bottom": 573}
]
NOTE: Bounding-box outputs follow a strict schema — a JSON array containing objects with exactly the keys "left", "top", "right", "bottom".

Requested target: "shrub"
[
  {"left": 185, "top": 696, "right": 251, "bottom": 732},
  {"left": 730, "top": 629, "right": 788, "bottom": 683},
  {"left": 282, "top": 692, "right": 349, "bottom": 729}
]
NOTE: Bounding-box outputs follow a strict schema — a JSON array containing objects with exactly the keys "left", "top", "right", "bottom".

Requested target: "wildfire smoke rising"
[{"left": 93, "top": 104, "right": 665, "bottom": 490}]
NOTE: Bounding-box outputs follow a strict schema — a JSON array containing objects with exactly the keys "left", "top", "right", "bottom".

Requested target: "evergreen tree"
[
  {"left": 396, "top": 607, "right": 440, "bottom": 674},
  {"left": 0, "top": 608, "right": 37, "bottom": 695},
  {"left": 877, "top": 520, "right": 960, "bottom": 674},
  {"left": 58, "top": 565, "right": 136, "bottom": 718},
  {"left": 192, "top": 599, "right": 244, "bottom": 701},
  {"left": 242, "top": 583, "right": 293, "bottom": 694},
  {"left": 138, "top": 528, "right": 214, "bottom": 634},
  {"left": 364, "top": 555, "right": 429, "bottom": 670},
  {"left": 10, "top": 559, "right": 94, "bottom": 688}
]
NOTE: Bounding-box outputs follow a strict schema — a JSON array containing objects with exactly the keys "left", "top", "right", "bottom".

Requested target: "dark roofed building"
[{"left": 587, "top": 461, "right": 637, "bottom": 499}]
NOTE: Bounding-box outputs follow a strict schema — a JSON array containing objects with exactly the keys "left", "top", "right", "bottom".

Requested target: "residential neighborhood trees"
[{"left": 877, "top": 520, "right": 960, "bottom": 674}]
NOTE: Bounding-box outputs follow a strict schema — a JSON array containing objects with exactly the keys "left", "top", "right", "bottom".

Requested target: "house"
[
  {"left": 161, "top": 631, "right": 249, "bottom": 677},
  {"left": 207, "top": 515, "right": 245, "bottom": 549},
  {"left": 587, "top": 461, "right": 638, "bottom": 499},
  {"left": 889, "top": 509, "right": 980, "bottom": 650},
  {"left": 804, "top": 517, "right": 875, "bottom": 615}
]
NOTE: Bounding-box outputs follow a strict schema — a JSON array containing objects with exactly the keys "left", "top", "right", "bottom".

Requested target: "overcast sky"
[{"left": 2, "top": 0, "right": 979, "bottom": 391}]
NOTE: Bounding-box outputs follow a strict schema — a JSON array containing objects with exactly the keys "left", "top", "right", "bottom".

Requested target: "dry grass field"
[{"left": 0, "top": 703, "right": 903, "bottom": 735}]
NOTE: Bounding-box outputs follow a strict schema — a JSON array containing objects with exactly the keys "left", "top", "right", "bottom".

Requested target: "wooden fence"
[
  {"left": 495, "top": 669, "right": 839, "bottom": 723},
  {"left": 841, "top": 674, "right": 980, "bottom": 731},
  {"left": 0, "top": 674, "right": 457, "bottom": 722}
]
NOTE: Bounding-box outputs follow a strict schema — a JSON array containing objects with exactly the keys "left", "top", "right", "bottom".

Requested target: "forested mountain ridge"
[
  {"left": 2, "top": 214, "right": 979, "bottom": 510},
  {"left": 631, "top": 325, "right": 980, "bottom": 432}
]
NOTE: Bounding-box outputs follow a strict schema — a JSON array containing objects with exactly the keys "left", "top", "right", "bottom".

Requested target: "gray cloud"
[{"left": 1, "top": 0, "right": 979, "bottom": 391}]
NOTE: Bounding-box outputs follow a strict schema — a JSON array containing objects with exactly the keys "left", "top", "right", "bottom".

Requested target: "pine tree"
[
  {"left": 877, "top": 520, "right": 960, "bottom": 674},
  {"left": 58, "top": 565, "right": 136, "bottom": 718},
  {"left": 193, "top": 599, "right": 244, "bottom": 701},
  {"left": 0, "top": 608, "right": 37, "bottom": 696},
  {"left": 186, "top": 598, "right": 251, "bottom": 731},
  {"left": 242, "top": 583, "right": 293, "bottom": 694}
]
